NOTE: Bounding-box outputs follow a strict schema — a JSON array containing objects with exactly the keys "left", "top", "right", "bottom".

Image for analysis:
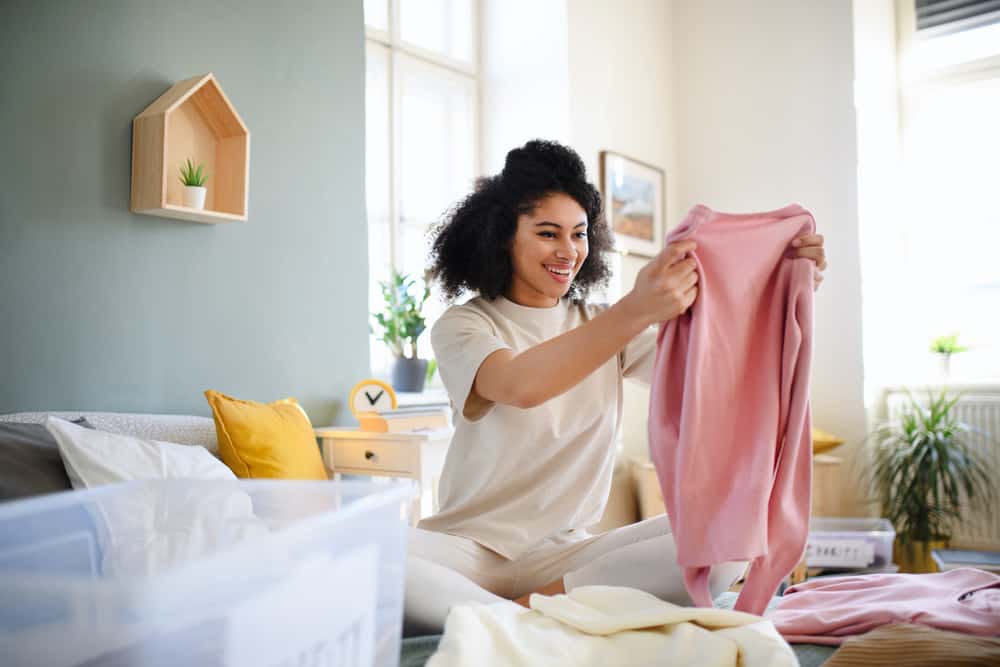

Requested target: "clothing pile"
[{"left": 770, "top": 567, "right": 1000, "bottom": 644}]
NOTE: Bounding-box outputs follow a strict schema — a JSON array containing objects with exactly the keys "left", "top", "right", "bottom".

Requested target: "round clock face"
[{"left": 349, "top": 379, "right": 397, "bottom": 417}]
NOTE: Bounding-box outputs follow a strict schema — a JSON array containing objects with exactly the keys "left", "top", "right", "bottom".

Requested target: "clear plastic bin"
[
  {"left": 0, "top": 479, "right": 415, "bottom": 667},
  {"left": 806, "top": 517, "right": 895, "bottom": 569}
]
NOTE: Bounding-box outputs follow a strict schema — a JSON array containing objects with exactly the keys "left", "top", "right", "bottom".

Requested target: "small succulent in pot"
[
  {"left": 179, "top": 158, "right": 209, "bottom": 210},
  {"left": 929, "top": 333, "right": 968, "bottom": 379}
]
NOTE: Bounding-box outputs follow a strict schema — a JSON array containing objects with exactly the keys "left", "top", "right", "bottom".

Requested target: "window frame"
[
  {"left": 365, "top": 0, "right": 483, "bottom": 380},
  {"left": 889, "top": 0, "right": 1000, "bottom": 383}
]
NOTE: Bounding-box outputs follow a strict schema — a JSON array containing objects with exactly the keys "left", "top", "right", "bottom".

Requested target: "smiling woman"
[
  {"left": 407, "top": 141, "right": 730, "bottom": 630},
  {"left": 427, "top": 140, "right": 614, "bottom": 304},
  {"left": 407, "top": 140, "right": 826, "bottom": 633},
  {"left": 506, "top": 195, "right": 590, "bottom": 306}
]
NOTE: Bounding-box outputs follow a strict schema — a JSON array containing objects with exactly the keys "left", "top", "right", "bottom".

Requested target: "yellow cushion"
[
  {"left": 812, "top": 427, "right": 845, "bottom": 454},
  {"left": 204, "top": 390, "right": 328, "bottom": 480}
]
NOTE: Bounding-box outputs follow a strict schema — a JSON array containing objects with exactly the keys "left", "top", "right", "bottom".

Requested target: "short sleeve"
[
  {"left": 431, "top": 305, "right": 512, "bottom": 422},
  {"left": 620, "top": 324, "right": 658, "bottom": 384}
]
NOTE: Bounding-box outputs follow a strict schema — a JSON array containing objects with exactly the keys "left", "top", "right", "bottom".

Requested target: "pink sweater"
[
  {"left": 648, "top": 204, "right": 816, "bottom": 615},
  {"left": 770, "top": 568, "right": 1000, "bottom": 644}
]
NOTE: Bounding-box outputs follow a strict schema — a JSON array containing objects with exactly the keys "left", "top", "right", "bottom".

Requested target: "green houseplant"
[
  {"left": 869, "top": 388, "right": 995, "bottom": 572},
  {"left": 929, "top": 333, "right": 968, "bottom": 379},
  {"left": 179, "top": 158, "right": 209, "bottom": 211},
  {"left": 372, "top": 270, "right": 432, "bottom": 392}
]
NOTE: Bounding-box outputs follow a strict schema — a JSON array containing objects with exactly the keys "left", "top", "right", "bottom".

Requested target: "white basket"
[{"left": 806, "top": 517, "right": 895, "bottom": 569}]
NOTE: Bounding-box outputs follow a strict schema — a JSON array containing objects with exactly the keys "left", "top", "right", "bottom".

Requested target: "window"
[
  {"left": 364, "top": 0, "right": 480, "bottom": 382},
  {"left": 883, "top": 2, "right": 1000, "bottom": 383}
]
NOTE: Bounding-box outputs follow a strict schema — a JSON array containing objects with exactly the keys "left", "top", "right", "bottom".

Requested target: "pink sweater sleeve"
[{"left": 648, "top": 204, "right": 815, "bottom": 615}]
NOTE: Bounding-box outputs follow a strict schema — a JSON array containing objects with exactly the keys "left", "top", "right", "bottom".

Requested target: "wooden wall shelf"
[{"left": 130, "top": 73, "right": 249, "bottom": 224}]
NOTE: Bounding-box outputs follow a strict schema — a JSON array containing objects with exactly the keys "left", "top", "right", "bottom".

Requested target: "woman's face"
[{"left": 506, "top": 192, "right": 589, "bottom": 307}]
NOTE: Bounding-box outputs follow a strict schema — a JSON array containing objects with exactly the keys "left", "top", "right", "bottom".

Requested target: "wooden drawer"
[{"left": 322, "top": 437, "right": 417, "bottom": 475}]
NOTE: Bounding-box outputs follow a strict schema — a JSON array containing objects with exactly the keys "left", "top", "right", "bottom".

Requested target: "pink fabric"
[
  {"left": 648, "top": 204, "right": 816, "bottom": 615},
  {"left": 770, "top": 568, "right": 1000, "bottom": 645}
]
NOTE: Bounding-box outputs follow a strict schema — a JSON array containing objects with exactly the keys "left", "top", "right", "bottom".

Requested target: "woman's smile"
[{"left": 544, "top": 263, "right": 574, "bottom": 283}]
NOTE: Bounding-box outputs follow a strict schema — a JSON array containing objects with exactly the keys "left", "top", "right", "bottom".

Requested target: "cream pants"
[{"left": 404, "top": 514, "right": 747, "bottom": 634}]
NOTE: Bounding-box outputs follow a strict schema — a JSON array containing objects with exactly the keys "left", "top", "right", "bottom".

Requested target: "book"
[
  {"left": 357, "top": 407, "right": 450, "bottom": 433},
  {"left": 370, "top": 406, "right": 449, "bottom": 417},
  {"left": 932, "top": 548, "right": 1000, "bottom": 573}
]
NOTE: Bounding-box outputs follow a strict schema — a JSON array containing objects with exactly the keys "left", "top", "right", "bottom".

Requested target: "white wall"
[
  {"left": 495, "top": 1, "right": 868, "bottom": 515},
  {"left": 671, "top": 0, "right": 867, "bottom": 514},
  {"left": 565, "top": 0, "right": 678, "bottom": 464},
  {"left": 563, "top": 1, "right": 869, "bottom": 515},
  {"left": 481, "top": 0, "right": 572, "bottom": 173}
]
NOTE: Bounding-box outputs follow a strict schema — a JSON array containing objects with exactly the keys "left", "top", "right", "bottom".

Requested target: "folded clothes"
[
  {"left": 769, "top": 567, "right": 1000, "bottom": 645},
  {"left": 822, "top": 623, "right": 1000, "bottom": 667},
  {"left": 427, "top": 585, "right": 797, "bottom": 667}
]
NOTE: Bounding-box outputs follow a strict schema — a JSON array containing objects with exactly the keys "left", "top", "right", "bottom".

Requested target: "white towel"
[{"left": 427, "top": 585, "right": 797, "bottom": 667}]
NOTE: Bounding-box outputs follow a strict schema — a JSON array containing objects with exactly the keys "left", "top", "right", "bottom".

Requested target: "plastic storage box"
[
  {"left": 805, "top": 517, "right": 895, "bottom": 570},
  {"left": 0, "top": 479, "right": 414, "bottom": 667}
]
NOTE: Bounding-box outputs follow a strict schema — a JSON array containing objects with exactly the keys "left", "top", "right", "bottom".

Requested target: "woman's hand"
[
  {"left": 789, "top": 233, "right": 827, "bottom": 291},
  {"left": 624, "top": 240, "right": 699, "bottom": 326}
]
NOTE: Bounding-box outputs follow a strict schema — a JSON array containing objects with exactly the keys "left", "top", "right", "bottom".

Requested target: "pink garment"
[
  {"left": 770, "top": 568, "right": 1000, "bottom": 645},
  {"left": 648, "top": 204, "right": 816, "bottom": 616}
]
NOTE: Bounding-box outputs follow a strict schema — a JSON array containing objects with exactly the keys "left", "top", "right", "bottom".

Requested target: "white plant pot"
[
  {"left": 183, "top": 186, "right": 207, "bottom": 210},
  {"left": 938, "top": 353, "right": 952, "bottom": 380}
]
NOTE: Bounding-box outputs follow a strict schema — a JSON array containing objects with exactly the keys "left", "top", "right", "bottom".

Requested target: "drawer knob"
[{"left": 365, "top": 450, "right": 377, "bottom": 461}]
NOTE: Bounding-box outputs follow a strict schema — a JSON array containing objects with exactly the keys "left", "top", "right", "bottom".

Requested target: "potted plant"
[
  {"left": 372, "top": 269, "right": 432, "bottom": 393},
  {"left": 869, "top": 388, "right": 995, "bottom": 573},
  {"left": 929, "top": 333, "right": 968, "bottom": 379},
  {"left": 179, "top": 158, "right": 208, "bottom": 210}
]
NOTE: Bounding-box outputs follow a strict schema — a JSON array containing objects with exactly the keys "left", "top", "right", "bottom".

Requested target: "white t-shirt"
[{"left": 417, "top": 295, "right": 657, "bottom": 560}]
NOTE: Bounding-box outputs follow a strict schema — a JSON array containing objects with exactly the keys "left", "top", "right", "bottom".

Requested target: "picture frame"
[{"left": 599, "top": 151, "right": 665, "bottom": 258}]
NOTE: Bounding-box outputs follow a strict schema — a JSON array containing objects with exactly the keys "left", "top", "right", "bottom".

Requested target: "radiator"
[{"left": 884, "top": 386, "right": 1000, "bottom": 549}]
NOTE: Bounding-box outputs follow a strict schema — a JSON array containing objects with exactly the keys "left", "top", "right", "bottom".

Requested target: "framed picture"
[{"left": 599, "top": 151, "right": 665, "bottom": 258}]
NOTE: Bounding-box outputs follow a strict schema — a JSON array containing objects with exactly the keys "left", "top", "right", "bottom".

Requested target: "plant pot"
[
  {"left": 937, "top": 353, "right": 951, "bottom": 380},
  {"left": 183, "top": 185, "right": 207, "bottom": 210},
  {"left": 894, "top": 536, "right": 948, "bottom": 573},
  {"left": 391, "top": 357, "right": 428, "bottom": 393}
]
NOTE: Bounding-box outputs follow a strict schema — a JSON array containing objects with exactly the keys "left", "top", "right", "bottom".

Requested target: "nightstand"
[
  {"left": 811, "top": 454, "right": 842, "bottom": 517},
  {"left": 314, "top": 427, "right": 452, "bottom": 526}
]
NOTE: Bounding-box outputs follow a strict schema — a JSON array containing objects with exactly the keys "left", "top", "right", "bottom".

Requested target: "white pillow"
[{"left": 45, "top": 416, "right": 235, "bottom": 488}]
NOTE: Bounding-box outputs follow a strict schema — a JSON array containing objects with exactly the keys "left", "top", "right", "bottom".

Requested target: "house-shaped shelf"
[{"left": 131, "top": 73, "right": 249, "bottom": 224}]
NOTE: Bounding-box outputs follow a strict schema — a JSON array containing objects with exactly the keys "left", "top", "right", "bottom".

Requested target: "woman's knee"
[
  {"left": 407, "top": 527, "right": 514, "bottom": 598},
  {"left": 404, "top": 555, "right": 509, "bottom": 635},
  {"left": 606, "top": 513, "right": 672, "bottom": 546}
]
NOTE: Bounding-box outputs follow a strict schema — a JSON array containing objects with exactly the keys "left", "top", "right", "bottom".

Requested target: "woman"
[{"left": 405, "top": 140, "right": 827, "bottom": 632}]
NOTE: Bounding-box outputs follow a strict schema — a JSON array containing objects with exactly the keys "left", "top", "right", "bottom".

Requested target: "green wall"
[{"left": 0, "top": 1, "right": 370, "bottom": 424}]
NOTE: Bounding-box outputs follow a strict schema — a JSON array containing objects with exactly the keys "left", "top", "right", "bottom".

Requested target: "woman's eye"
[{"left": 537, "top": 231, "right": 586, "bottom": 239}]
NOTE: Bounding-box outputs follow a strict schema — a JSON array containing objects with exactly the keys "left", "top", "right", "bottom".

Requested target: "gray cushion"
[
  {"left": 0, "top": 412, "right": 219, "bottom": 455},
  {"left": 0, "top": 418, "right": 93, "bottom": 502}
]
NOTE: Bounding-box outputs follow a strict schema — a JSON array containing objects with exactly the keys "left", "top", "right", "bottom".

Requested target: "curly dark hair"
[{"left": 427, "top": 139, "right": 613, "bottom": 303}]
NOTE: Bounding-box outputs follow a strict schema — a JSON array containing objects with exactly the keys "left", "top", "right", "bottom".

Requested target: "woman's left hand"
[{"left": 789, "top": 233, "right": 827, "bottom": 291}]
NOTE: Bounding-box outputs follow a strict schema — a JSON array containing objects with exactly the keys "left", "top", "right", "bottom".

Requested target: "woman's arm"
[{"left": 474, "top": 240, "right": 699, "bottom": 409}]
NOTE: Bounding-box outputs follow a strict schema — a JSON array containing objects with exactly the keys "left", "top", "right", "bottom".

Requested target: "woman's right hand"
[{"left": 624, "top": 240, "right": 699, "bottom": 326}]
